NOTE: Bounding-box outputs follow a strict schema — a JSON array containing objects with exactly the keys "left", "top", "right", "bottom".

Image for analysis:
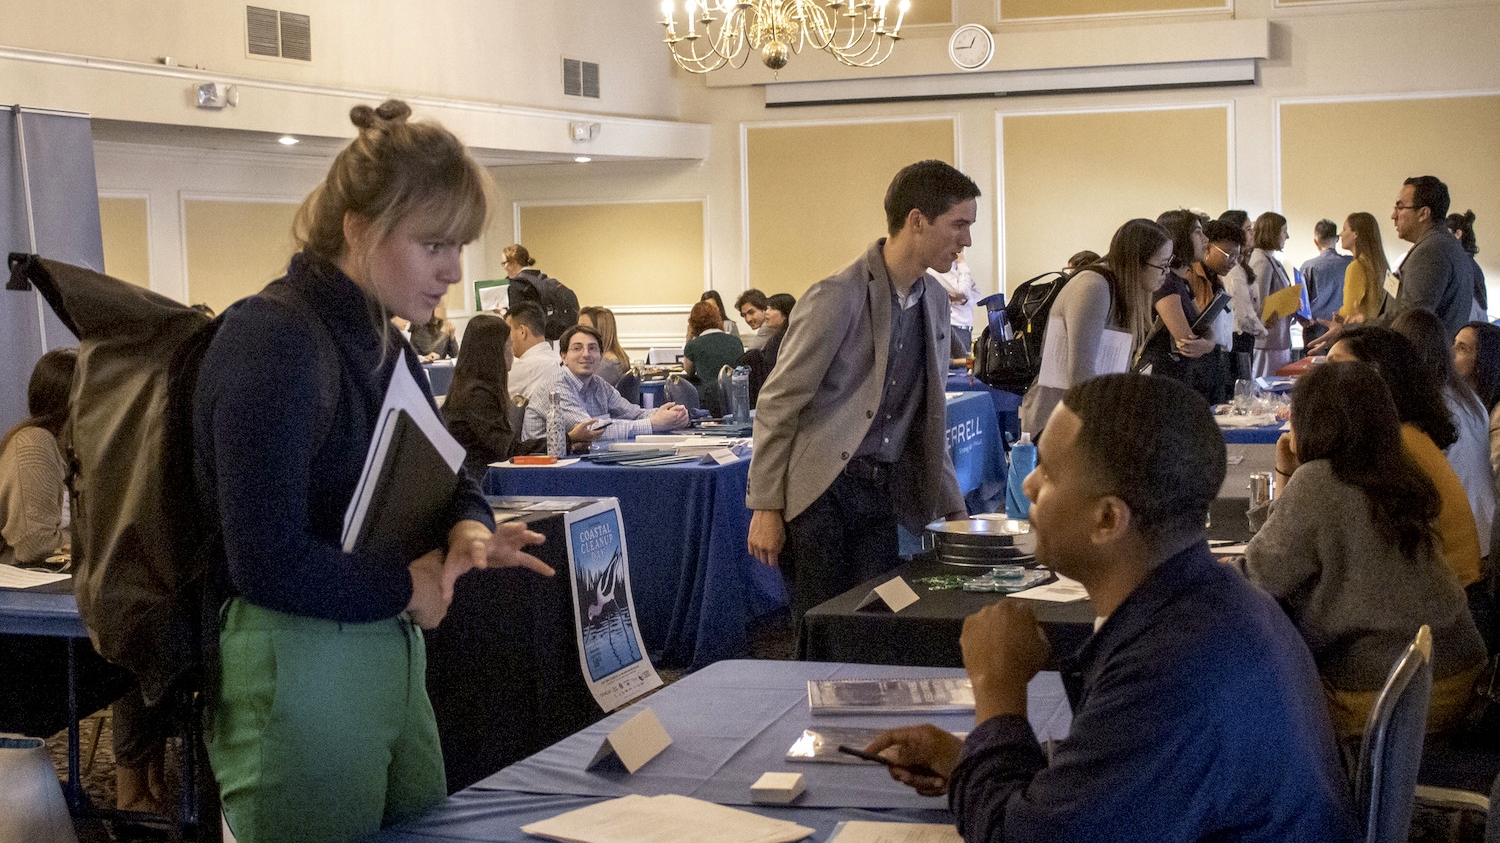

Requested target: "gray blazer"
[
  {"left": 748, "top": 239, "right": 965, "bottom": 531},
  {"left": 1394, "top": 224, "right": 1476, "bottom": 340}
]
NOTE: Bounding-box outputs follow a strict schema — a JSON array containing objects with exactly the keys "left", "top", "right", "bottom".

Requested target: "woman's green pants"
[{"left": 207, "top": 599, "right": 446, "bottom": 843}]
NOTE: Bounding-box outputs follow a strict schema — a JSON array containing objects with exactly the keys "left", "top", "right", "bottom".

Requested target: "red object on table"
[{"left": 1276, "top": 357, "right": 1318, "bottom": 376}]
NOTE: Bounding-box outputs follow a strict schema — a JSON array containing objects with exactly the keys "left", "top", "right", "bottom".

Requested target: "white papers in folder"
[
  {"left": 1037, "top": 320, "right": 1133, "bottom": 390},
  {"left": 341, "top": 361, "right": 465, "bottom": 552},
  {"left": 520, "top": 793, "right": 813, "bottom": 843}
]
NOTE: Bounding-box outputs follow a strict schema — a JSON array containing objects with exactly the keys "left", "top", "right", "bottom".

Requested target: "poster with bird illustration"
[{"left": 565, "top": 498, "right": 662, "bottom": 711}]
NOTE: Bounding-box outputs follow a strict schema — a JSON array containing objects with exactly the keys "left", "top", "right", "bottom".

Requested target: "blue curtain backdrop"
[{"left": 0, "top": 106, "right": 97, "bottom": 432}]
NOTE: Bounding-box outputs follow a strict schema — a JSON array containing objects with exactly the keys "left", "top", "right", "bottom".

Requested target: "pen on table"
[{"left": 836, "top": 744, "right": 940, "bottom": 777}]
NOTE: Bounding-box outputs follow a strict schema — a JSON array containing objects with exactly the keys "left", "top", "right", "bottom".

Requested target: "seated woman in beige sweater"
[
  {"left": 0, "top": 348, "right": 76, "bottom": 567},
  {"left": 1240, "top": 361, "right": 1486, "bottom": 736}
]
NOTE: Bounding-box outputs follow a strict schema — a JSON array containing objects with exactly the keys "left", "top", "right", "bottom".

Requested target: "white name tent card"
[
  {"left": 587, "top": 707, "right": 672, "bottom": 774},
  {"left": 855, "top": 576, "right": 920, "bottom": 613}
]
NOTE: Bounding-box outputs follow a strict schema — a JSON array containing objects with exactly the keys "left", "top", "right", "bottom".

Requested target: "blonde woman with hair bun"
[{"left": 193, "top": 99, "right": 554, "bottom": 843}]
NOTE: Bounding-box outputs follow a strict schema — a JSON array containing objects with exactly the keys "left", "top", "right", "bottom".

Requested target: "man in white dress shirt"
[{"left": 505, "top": 301, "right": 559, "bottom": 399}]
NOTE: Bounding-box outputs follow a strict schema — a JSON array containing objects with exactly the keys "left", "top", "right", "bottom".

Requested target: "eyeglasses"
[
  {"left": 1146, "top": 261, "right": 1174, "bottom": 272},
  {"left": 1211, "top": 244, "right": 1240, "bottom": 261},
  {"left": 1393, "top": 203, "right": 1421, "bottom": 213}
]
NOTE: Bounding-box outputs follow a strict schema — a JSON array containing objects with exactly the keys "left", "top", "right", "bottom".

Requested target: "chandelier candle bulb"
[{"left": 894, "top": 0, "right": 908, "bottom": 34}]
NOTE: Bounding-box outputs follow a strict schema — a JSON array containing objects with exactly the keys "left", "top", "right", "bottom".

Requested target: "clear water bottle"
[
  {"left": 717, "top": 365, "right": 735, "bottom": 417},
  {"left": 546, "top": 390, "right": 566, "bottom": 457},
  {"left": 730, "top": 366, "right": 752, "bottom": 424},
  {"left": 1006, "top": 432, "right": 1036, "bottom": 518}
]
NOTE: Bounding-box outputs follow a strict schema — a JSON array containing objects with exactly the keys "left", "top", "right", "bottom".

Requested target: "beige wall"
[
  {"left": 98, "top": 195, "right": 150, "bottom": 287},
  {"left": 1279, "top": 94, "right": 1500, "bottom": 293},
  {"left": 183, "top": 200, "right": 299, "bottom": 314},
  {"left": 745, "top": 119, "right": 955, "bottom": 297},
  {"left": 516, "top": 200, "right": 706, "bottom": 308},
  {"left": 1000, "top": 0, "right": 1223, "bottom": 19},
  {"left": 1001, "top": 106, "right": 1229, "bottom": 283}
]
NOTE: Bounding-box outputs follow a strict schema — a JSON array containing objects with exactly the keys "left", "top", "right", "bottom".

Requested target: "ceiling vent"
[
  {"left": 563, "top": 58, "right": 600, "bottom": 99},
  {"left": 246, "top": 6, "right": 311, "bottom": 61}
]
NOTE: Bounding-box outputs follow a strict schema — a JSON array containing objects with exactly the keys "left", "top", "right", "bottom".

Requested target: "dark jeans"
[{"left": 783, "top": 467, "right": 900, "bottom": 623}]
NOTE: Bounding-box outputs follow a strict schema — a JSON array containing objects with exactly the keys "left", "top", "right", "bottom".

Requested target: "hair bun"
[
  {"left": 1464, "top": 209, "right": 1477, "bottom": 224},
  {"left": 349, "top": 99, "right": 412, "bottom": 130}
]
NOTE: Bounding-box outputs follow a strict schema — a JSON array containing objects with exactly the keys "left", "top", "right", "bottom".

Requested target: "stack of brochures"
[
  {"left": 806, "top": 677, "right": 975, "bottom": 714},
  {"left": 521, "top": 794, "right": 812, "bottom": 843}
]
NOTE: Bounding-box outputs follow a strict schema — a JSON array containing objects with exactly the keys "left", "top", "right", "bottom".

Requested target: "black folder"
[
  {"left": 1190, "top": 291, "right": 1232, "bottom": 336},
  {"left": 350, "top": 409, "right": 461, "bottom": 561}
]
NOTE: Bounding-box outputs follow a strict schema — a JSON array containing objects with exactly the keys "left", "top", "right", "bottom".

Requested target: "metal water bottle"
[
  {"left": 717, "top": 365, "right": 735, "bottom": 418},
  {"left": 730, "top": 366, "right": 752, "bottom": 424},
  {"left": 546, "top": 390, "right": 566, "bottom": 457}
]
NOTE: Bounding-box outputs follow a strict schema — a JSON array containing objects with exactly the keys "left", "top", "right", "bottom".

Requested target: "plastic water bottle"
[
  {"left": 1006, "top": 432, "right": 1036, "bottom": 518},
  {"left": 730, "top": 367, "right": 752, "bottom": 425},
  {"left": 546, "top": 390, "right": 566, "bottom": 457}
]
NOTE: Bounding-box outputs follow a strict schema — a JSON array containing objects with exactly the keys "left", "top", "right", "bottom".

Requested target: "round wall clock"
[{"left": 948, "top": 24, "right": 994, "bottom": 72}]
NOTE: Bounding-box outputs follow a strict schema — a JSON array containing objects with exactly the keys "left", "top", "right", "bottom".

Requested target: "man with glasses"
[
  {"left": 1299, "top": 219, "right": 1352, "bottom": 346},
  {"left": 1391, "top": 175, "right": 1476, "bottom": 340}
]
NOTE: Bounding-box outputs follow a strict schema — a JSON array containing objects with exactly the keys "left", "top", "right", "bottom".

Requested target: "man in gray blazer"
[{"left": 747, "top": 160, "right": 974, "bottom": 620}]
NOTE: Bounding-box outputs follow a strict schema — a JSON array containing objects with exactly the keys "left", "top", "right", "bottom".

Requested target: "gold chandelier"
[{"left": 660, "top": 0, "right": 911, "bottom": 74}]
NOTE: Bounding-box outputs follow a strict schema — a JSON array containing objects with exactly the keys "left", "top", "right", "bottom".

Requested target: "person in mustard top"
[
  {"left": 1326, "top": 326, "right": 1482, "bottom": 589},
  {"left": 1336, "top": 212, "right": 1392, "bottom": 324}
]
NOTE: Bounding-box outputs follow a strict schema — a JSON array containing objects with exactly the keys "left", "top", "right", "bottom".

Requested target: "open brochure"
[{"left": 807, "top": 677, "right": 974, "bottom": 714}]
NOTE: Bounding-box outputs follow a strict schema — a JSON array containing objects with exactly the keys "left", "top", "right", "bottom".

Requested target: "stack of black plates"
[{"left": 925, "top": 517, "right": 1035, "bottom": 568}]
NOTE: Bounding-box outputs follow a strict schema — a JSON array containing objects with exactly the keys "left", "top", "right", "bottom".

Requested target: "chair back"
[
  {"left": 616, "top": 369, "right": 641, "bottom": 406},
  {"left": 665, "top": 374, "right": 701, "bottom": 415},
  {"left": 1355, "top": 625, "right": 1433, "bottom": 843},
  {"left": 508, "top": 394, "right": 528, "bottom": 438}
]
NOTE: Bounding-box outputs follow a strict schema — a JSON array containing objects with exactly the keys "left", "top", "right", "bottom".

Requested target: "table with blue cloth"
[
  {"left": 422, "top": 359, "right": 455, "bottom": 396},
  {"left": 485, "top": 458, "right": 784, "bottom": 670},
  {"left": 947, "top": 371, "right": 1021, "bottom": 446},
  {"left": 370, "top": 659, "right": 1072, "bottom": 843},
  {"left": 945, "top": 391, "right": 1007, "bottom": 516},
  {"left": 1218, "top": 420, "right": 1286, "bottom": 445}
]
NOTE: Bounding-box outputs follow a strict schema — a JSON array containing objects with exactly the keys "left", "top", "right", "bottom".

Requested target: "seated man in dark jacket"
[{"left": 868, "top": 374, "right": 1357, "bottom": 843}]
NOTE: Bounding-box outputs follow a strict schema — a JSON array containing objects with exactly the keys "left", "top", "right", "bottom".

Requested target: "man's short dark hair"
[
  {"left": 735, "top": 289, "right": 769, "bottom": 312},
  {"left": 1314, "top": 219, "right": 1338, "bottom": 242},
  {"left": 1202, "top": 219, "right": 1241, "bottom": 245},
  {"left": 506, "top": 300, "right": 546, "bottom": 336},
  {"left": 1404, "top": 175, "right": 1451, "bottom": 220},
  {"left": 1062, "top": 374, "right": 1226, "bottom": 546},
  {"left": 558, "top": 323, "right": 603, "bottom": 352},
  {"left": 884, "top": 160, "right": 981, "bottom": 236}
]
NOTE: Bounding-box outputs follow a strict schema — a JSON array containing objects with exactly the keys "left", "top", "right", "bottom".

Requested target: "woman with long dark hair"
[
  {"left": 1139, "top": 210, "right": 1221, "bottom": 402},
  {"left": 1327, "top": 326, "right": 1481, "bottom": 590},
  {"left": 444, "top": 313, "right": 525, "bottom": 477},
  {"left": 1392, "top": 309, "right": 1493, "bottom": 560},
  {"left": 1241, "top": 361, "right": 1485, "bottom": 735},
  {"left": 1019, "top": 218, "right": 1170, "bottom": 434},
  {"left": 700, "top": 290, "right": 741, "bottom": 337},
  {"left": 193, "top": 100, "right": 552, "bottom": 843},
  {"left": 0, "top": 347, "right": 76, "bottom": 567},
  {"left": 1454, "top": 321, "right": 1500, "bottom": 482}
]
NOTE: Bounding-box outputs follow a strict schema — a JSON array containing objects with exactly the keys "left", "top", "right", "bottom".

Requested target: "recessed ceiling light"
[
  {"left": 278, "top": 135, "right": 299, "bottom": 146},
  {"left": 574, "top": 156, "right": 592, "bottom": 163}
]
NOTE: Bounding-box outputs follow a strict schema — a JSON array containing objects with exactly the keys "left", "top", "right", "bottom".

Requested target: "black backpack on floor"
[{"left": 973, "top": 270, "right": 1073, "bottom": 395}]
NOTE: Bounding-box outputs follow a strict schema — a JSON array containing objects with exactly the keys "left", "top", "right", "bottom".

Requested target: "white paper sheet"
[
  {"left": 521, "top": 793, "right": 813, "bottom": 843},
  {"left": 1037, "top": 321, "right": 1132, "bottom": 389},
  {"left": 1008, "top": 574, "right": 1088, "bottom": 603},
  {"left": 341, "top": 361, "right": 464, "bottom": 551},
  {"left": 827, "top": 821, "right": 963, "bottom": 843},
  {"left": 0, "top": 565, "right": 70, "bottom": 589}
]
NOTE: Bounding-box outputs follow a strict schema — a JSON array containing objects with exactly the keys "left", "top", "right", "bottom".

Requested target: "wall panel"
[
  {"left": 516, "top": 200, "right": 706, "bottom": 309},
  {"left": 98, "top": 195, "right": 149, "bottom": 288},
  {"left": 183, "top": 199, "right": 298, "bottom": 314},
  {"left": 1000, "top": 0, "right": 1224, "bottom": 20},
  {"left": 1001, "top": 106, "right": 1229, "bottom": 288},
  {"left": 745, "top": 119, "right": 955, "bottom": 297}
]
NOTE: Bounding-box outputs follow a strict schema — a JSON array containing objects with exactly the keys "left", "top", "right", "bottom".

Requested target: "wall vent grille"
[
  {"left": 562, "top": 58, "right": 600, "bottom": 99},
  {"left": 246, "top": 6, "right": 311, "bottom": 61}
]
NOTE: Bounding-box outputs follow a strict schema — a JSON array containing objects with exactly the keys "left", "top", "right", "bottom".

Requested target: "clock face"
[{"left": 948, "top": 24, "right": 994, "bottom": 72}]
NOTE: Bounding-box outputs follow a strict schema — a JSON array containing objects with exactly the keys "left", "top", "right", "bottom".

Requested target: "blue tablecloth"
[
  {"left": 947, "top": 372, "right": 1022, "bottom": 446},
  {"left": 372, "top": 659, "right": 1070, "bottom": 843},
  {"left": 422, "top": 360, "right": 455, "bottom": 396},
  {"left": 945, "top": 391, "right": 1006, "bottom": 514},
  {"left": 485, "top": 459, "right": 784, "bottom": 670},
  {"left": 1219, "top": 422, "right": 1285, "bottom": 445}
]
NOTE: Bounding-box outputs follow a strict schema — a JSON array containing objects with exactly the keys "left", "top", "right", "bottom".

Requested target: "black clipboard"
[{"left": 350, "top": 409, "right": 461, "bottom": 560}]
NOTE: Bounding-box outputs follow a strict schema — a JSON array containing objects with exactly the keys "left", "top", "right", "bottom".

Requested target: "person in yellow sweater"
[
  {"left": 1327, "top": 327, "right": 1481, "bottom": 588},
  {"left": 1336, "top": 211, "right": 1392, "bottom": 323}
]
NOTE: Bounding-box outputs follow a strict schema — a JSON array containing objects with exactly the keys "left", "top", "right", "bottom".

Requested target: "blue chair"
[
  {"left": 1355, "top": 625, "right": 1433, "bottom": 843},
  {"left": 616, "top": 368, "right": 641, "bottom": 406}
]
